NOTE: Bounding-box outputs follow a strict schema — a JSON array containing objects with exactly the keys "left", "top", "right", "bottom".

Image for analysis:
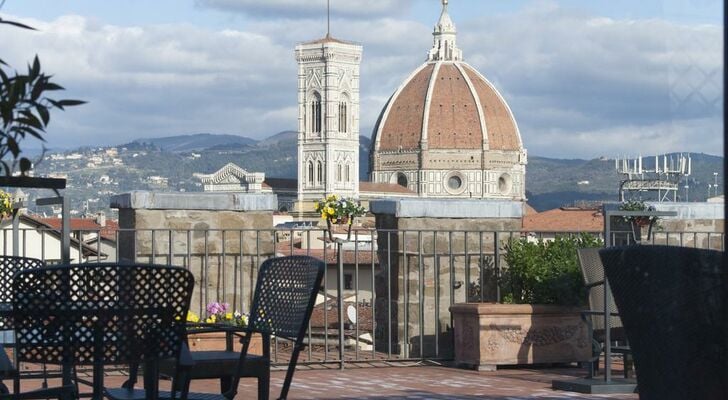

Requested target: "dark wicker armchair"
[
  {"left": 9, "top": 263, "right": 195, "bottom": 400},
  {"left": 599, "top": 245, "right": 725, "bottom": 400},
  {"left": 577, "top": 248, "right": 632, "bottom": 378},
  {"left": 161, "top": 255, "right": 325, "bottom": 400},
  {"left": 0, "top": 256, "right": 46, "bottom": 395}
]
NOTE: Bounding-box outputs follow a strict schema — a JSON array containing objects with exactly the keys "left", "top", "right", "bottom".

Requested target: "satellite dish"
[{"left": 346, "top": 305, "right": 357, "bottom": 324}]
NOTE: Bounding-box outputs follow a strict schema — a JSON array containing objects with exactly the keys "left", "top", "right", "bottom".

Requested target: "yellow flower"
[
  {"left": 225, "top": 312, "right": 233, "bottom": 320},
  {"left": 186, "top": 311, "right": 200, "bottom": 323},
  {"left": 205, "top": 315, "right": 217, "bottom": 323}
]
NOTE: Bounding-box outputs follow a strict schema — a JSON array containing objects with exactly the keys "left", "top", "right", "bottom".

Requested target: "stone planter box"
[
  {"left": 189, "top": 331, "right": 263, "bottom": 355},
  {"left": 450, "top": 303, "right": 590, "bottom": 371}
]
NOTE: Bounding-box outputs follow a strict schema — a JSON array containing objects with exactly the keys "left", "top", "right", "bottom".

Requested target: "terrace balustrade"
[{"left": 0, "top": 224, "right": 722, "bottom": 368}]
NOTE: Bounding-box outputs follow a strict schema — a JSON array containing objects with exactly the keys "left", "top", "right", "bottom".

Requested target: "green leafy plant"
[
  {"left": 618, "top": 200, "right": 658, "bottom": 226},
  {"left": 501, "top": 233, "right": 603, "bottom": 306},
  {"left": 0, "top": 9, "right": 85, "bottom": 176},
  {"left": 314, "top": 194, "right": 367, "bottom": 241},
  {"left": 0, "top": 189, "right": 12, "bottom": 217}
]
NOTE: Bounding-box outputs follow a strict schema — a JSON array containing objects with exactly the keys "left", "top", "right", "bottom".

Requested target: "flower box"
[
  {"left": 450, "top": 303, "right": 591, "bottom": 371},
  {"left": 188, "top": 331, "right": 263, "bottom": 355}
]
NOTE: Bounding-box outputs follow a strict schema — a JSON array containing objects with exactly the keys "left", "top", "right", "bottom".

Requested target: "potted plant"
[
  {"left": 185, "top": 301, "right": 262, "bottom": 354},
  {"left": 450, "top": 234, "right": 601, "bottom": 370},
  {"left": 0, "top": 190, "right": 12, "bottom": 218},
  {"left": 618, "top": 200, "right": 660, "bottom": 241},
  {"left": 314, "top": 194, "right": 367, "bottom": 241}
]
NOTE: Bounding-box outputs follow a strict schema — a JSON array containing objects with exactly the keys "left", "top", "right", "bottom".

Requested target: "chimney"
[{"left": 95, "top": 211, "right": 106, "bottom": 227}]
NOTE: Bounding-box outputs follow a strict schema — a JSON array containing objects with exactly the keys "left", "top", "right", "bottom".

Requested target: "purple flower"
[{"left": 206, "top": 301, "right": 231, "bottom": 316}]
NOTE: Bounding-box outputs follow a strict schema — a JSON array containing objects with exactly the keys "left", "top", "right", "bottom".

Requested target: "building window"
[
  {"left": 317, "top": 161, "right": 323, "bottom": 183},
  {"left": 448, "top": 175, "right": 462, "bottom": 190},
  {"left": 444, "top": 171, "right": 466, "bottom": 195},
  {"left": 346, "top": 164, "right": 351, "bottom": 182},
  {"left": 339, "top": 101, "right": 348, "bottom": 133},
  {"left": 308, "top": 162, "right": 314, "bottom": 184},
  {"left": 337, "top": 164, "right": 342, "bottom": 182},
  {"left": 498, "top": 173, "right": 513, "bottom": 194},
  {"left": 344, "top": 274, "right": 353, "bottom": 290},
  {"left": 397, "top": 173, "right": 408, "bottom": 188},
  {"left": 310, "top": 92, "right": 322, "bottom": 134}
]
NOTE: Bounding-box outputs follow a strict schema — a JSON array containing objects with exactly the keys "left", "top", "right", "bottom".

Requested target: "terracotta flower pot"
[{"left": 188, "top": 331, "right": 263, "bottom": 355}]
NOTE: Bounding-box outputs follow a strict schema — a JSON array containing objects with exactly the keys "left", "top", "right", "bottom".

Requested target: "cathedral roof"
[
  {"left": 301, "top": 34, "right": 358, "bottom": 46},
  {"left": 370, "top": 0, "right": 522, "bottom": 154}
]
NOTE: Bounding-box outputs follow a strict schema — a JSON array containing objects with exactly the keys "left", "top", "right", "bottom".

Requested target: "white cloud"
[
  {"left": 0, "top": 2, "right": 722, "bottom": 158},
  {"left": 195, "top": 0, "right": 413, "bottom": 18}
]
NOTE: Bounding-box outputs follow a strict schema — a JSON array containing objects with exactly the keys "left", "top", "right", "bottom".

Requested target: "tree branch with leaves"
[{"left": 0, "top": 5, "right": 85, "bottom": 176}]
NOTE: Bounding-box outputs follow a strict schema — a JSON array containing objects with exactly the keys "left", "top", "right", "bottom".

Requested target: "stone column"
[
  {"left": 369, "top": 198, "right": 523, "bottom": 359},
  {"left": 111, "top": 191, "right": 277, "bottom": 316}
]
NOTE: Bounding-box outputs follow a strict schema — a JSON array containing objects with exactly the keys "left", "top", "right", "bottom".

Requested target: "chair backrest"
[
  {"left": 247, "top": 256, "right": 325, "bottom": 342},
  {"left": 12, "top": 263, "right": 195, "bottom": 367},
  {"left": 0, "top": 255, "right": 45, "bottom": 330},
  {"left": 577, "top": 248, "right": 622, "bottom": 335},
  {"left": 599, "top": 245, "right": 724, "bottom": 400}
]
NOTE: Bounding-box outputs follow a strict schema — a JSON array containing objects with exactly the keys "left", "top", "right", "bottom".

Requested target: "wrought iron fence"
[{"left": 0, "top": 225, "right": 723, "bottom": 367}]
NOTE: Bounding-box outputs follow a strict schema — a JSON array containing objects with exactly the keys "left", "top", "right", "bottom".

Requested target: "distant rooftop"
[{"left": 523, "top": 207, "right": 603, "bottom": 232}]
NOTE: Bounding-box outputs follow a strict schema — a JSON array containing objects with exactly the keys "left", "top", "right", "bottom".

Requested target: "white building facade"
[{"left": 295, "top": 35, "right": 363, "bottom": 208}]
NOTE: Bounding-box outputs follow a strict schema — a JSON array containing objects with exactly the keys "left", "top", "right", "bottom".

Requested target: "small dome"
[{"left": 371, "top": 61, "right": 522, "bottom": 153}]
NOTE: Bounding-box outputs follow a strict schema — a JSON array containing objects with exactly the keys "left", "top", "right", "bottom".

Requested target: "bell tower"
[{"left": 295, "top": 34, "right": 362, "bottom": 211}]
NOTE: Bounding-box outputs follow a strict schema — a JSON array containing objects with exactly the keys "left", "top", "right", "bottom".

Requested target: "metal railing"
[{"left": 0, "top": 225, "right": 723, "bottom": 368}]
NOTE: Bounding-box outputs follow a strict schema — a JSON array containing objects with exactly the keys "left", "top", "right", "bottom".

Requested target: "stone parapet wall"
[
  {"left": 371, "top": 198, "right": 523, "bottom": 358},
  {"left": 604, "top": 202, "right": 724, "bottom": 249},
  {"left": 111, "top": 191, "right": 277, "bottom": 316}
]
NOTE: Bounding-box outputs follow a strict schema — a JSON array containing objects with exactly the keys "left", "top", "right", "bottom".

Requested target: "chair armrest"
[
  {"left": 178, "top": 342, "right": 194, "bottom": 368},
  {"left": 581, "top": 310, "right": 621, "bottom": 317},
  {"left": 0, "top": 344, "right": 17, "bottom": 378},
  {"left": 584, "top": 280, "right": 605, "bottom": 289}
]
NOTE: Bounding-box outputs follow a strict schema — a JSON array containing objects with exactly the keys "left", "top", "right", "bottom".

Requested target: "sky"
[{"left": 0, "top": 0, "right": 723, "bottom": 159}]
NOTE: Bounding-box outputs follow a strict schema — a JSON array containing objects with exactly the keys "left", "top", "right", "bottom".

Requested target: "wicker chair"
[
  {"left": 8, "top": 263, "right": 195, "bottom": 400},
  {"left": 0, "top": 256, "right": 46, "bottom": 395},
  {"left": 161, "top": 255, "right": 325, "bottom": 400},
  {"left": 599, "top": 245, "right": 725, "bottom": 400},
  {"left": 577, "top": 248, "right": 632, "bottom": 378}
]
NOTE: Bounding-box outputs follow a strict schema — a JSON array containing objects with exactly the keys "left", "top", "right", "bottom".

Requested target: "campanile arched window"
[
  {"left": 307, "top": 161, "right": 314, "bottom": 184},
  {"left": 338, "top": 101, "right": 348, "bottom": 133},
  {"left": 310, "top": 92, "right": 322, "bottom": 134},
  {"left": 316, "top": 161, "right": 323, "bottom": 184}
]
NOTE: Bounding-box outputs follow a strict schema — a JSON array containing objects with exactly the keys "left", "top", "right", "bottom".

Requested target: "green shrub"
[{"left": 501, "top": 233, "right": 603, "bottom": 306}]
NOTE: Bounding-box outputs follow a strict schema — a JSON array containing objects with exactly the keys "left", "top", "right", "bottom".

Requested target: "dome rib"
[
  {"left": 462, "top": 64, "right": 522, "bottom": 151},
  {"left": 427, "top": 63, "right": 482, "bottom": 149},
  {"left": 373, "top": 64, "right": 433, "bottom": 152},
  {"left": 454, "top": 62, "right": 488, "bottom": 150}
]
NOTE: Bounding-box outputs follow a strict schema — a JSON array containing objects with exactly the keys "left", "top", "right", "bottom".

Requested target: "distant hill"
[
  {"left": 525, "top": 153, "right": 723, "bottom": 210},
  {"left": 129, "top": 133, "right": 257, "bottom": 153},
  {"left": 116, "top": 133, "right": 728, "bottom": 210},
  {"left": 33, "top": 132, "right": 723, "bottom": 215}
]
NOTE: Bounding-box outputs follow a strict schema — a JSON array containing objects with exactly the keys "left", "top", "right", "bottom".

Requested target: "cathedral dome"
[
  {"left": 368, "top": 0, "right": 527, "bottom": 200},
  {"left": 371, "top": 61, "right": 522, "bottom": 152}
]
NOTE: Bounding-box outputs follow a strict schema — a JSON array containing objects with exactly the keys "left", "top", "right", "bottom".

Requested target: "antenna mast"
[
  {"left": 615, "top": 154, "right": 691, "bottom": 202},
  {"left": 326, "top": 0, "right": 331, "bottom": 38}
]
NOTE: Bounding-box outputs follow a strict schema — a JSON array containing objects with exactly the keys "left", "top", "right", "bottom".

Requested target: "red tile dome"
[{"left": 371, "top": 61, "right": 522, "bottom": 153}]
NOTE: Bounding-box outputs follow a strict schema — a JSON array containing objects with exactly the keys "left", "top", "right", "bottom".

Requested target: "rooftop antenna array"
[{"left": 615, "top": 154, "right": 691, "bottom": 202}]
